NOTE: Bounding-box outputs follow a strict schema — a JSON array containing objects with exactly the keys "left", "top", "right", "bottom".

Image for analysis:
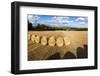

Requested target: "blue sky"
[{"left": 28, "top": 14, "right": 88, "bottom": 28}]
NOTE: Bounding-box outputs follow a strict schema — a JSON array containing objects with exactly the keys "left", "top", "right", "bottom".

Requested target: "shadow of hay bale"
[
  {"left": 63, "top": 52, "right": 76, "bottom": 59},
  {"left": 77, "top": 44, "right": 88, "bottom": 58},
  {"left": 47, "top": 53, "right": 61, "bottom": 60}
]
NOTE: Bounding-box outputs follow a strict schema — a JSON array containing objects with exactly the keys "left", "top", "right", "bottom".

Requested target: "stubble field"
[{"left": 28, "top": 31, "right": 87, "bottom": 61}]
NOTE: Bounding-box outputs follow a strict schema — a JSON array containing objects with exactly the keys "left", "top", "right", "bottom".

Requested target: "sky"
[{"left": 28, "top": 14, "right": 88, "bottom": 28}]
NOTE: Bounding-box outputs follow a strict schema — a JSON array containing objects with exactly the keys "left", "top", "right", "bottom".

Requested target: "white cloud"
[
  {"left": 53, "top": 16, "right": 69, "bottom": 21},
  {"left": 79, "top": 21, "right": 86, "bottom": 25},
  {"left": 75, "top": 17, "right": 86, "bottom": 22},
  {"left": 75, "top": 17, "right": 88, "bottom": 26},
  {"left": 28, "top": 15, "right": 40, "bottom": 23},
  {"left": 45, "top": 16, "right": 74, "bottom": 27},
  {"left": 49, "top": 16, "right": 72, "bottom": 24}
]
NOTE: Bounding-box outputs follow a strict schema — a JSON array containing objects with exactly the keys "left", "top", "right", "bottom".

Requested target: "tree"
[{"left": 28, "top": 20, "right": 33, "bottom": 30}]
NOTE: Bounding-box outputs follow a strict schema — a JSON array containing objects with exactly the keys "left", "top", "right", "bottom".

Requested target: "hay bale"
[
  {"left": 28, "top": 33, "right": 31, "bottom": 40},
  {"left": 35, "top": 35, "right": 40, "bottom": 43},
  {"left": 56, "top": 37, "right": 64, "bottom": 47},
  {"left": 41, "top": 36, "right": 47, "bottom": 45},
  {"left": 64, "top": 37, "right": 70, "bottom": 46},
  {"left": 31, "top": 34, "right": 36, "bottom": 43},
  {"left": 48, "top": 36, "right": 55, "bottom": 46}
]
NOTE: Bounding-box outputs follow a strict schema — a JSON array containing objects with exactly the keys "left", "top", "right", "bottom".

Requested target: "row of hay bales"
[{"left": 28, "top": 33, "right": 71, "bottom": 47}]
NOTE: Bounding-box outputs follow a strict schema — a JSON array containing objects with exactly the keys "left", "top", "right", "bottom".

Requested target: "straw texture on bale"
[
  {"left": 64, "top": 37, "right": 71, "bottom": 46},
  {"left": 56, "top": 37, "right": 64, "bottom": 47},
  {"left": 41, "top": 36, "right": 47, "bottom": 45},
  {"left": 35, "top": 35, "right": 40, "bottom": 43},
  {"left": 48, "top": 36, "right": 55, "bottom": 46},
  {"left": 28, "top": 33, "right": 31, "bottom": 40},
  {"left": 31, "top": 34, "right": 36, "bottom": 43}
]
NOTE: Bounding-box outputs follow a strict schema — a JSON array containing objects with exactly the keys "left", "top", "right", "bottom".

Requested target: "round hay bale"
[
  {"left": 64, "top": 37, "right": 71, "bottom": 46},
  {"left": 28, "top": 33, "right": 31, "bottom": 40},
  {"left": 41, "top": 36, "right": 47, "bottom": 45},
  {"left": 48, "top": 36, "right": 55, "bottom": 46},
  {"left": 31, "top": 34, "right": 36, "bottom": 43},
  {"left": 56, "top": 37, "right": 64, "bottom": 47},
  {"left": 35, "top": 35, "right": 40, "bottom": 43}
]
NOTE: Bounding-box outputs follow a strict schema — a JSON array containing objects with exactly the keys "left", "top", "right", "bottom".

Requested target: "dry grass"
[{"left": 28, "top": 31, "right": 87, "bottom": 61}]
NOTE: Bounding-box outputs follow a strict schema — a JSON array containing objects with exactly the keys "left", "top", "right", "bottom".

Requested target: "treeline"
[{"left": 28, "top": 21, "right": 88, "bottom": 31}]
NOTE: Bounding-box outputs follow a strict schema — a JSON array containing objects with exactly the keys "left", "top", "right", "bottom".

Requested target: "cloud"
[
  {"left": 52, "top": 16, "right": 69, "bottom": 21},
  {"left": 78, "top": 21, "right": 86, "bottom": 25},
  {"left": 49, "top": 16, "right": 72, "bottom": 24},
  {"left": 75, "top": 17, "right": 88, "bottom": 26},
  {"left": 75, "top": 17, "right": 86, "bottom": 22},
  {"left": 44, "top": 16, "right": 74, "bottom": 27},
  {"left": 28, "top": 15, "right": 40, "bottom": 23}
]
